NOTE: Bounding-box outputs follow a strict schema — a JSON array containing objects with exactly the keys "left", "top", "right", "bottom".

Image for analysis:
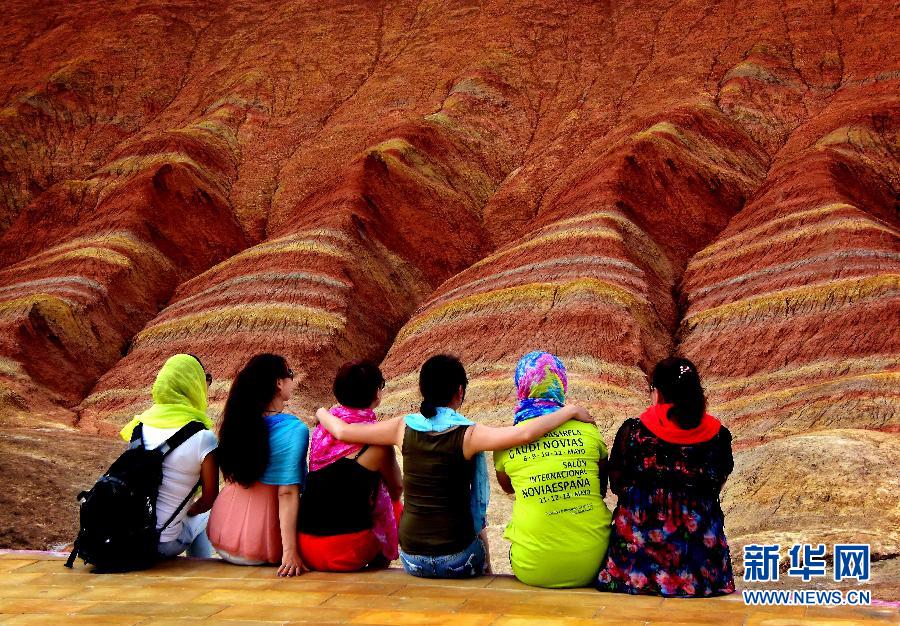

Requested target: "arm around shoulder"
[
  {"left": 463, "top": 405, "right": 594, "bottom": 457},
  {"left": 315, "top": 408, "right": 404, "bottom": 446}
]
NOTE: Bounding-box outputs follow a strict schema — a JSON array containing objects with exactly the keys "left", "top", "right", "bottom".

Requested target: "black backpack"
[{"left": 65, "top": 421, "right": 206, "bottom": 573}]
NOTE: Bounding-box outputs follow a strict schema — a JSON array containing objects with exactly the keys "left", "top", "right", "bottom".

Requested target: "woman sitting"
[
  {"left": 316, "top": 354, "right": 596, "bottom": 579},
  {"left": 596, "top": 357, "right": 735, "bottom": 597},
  {"left": 495, "top": 351, "right": 612, "bottom": 588},
  {"left": 207, "top": 354, "right": 309, "bottom": 577},
  {"left": 298, "top": 361, "right": 403, "bottom": 571},
  {"left": 120, "top": 353, "right": 219, "bottom": 559}
]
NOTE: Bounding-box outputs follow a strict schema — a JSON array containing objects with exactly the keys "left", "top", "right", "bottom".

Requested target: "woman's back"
[
  {"left": 299, "top": 452, "right": 380, "bottom": 535},
  {"left": 400, "top": 426, "right": 474, "bottom": 555},
  {"left": 609, "top": 418, "right": 732, "bottom": 498},
  {"left": 209, "top": 413, "right": 309, "bottom": 564},
  {"left": 496, "top": 419, "right": 611, "bottom": 587},
  {"left": 598, "top": 415, "right": 735, "bottom": 597}
]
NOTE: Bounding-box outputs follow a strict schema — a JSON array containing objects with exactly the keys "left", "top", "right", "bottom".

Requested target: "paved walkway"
[{"left": 0, "top": 551, "right": 897, "bottom": 625}]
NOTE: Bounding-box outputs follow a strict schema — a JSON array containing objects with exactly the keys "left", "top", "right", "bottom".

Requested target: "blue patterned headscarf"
[{"left": 513, "top": 351, "right": 568, "bottom": 424}]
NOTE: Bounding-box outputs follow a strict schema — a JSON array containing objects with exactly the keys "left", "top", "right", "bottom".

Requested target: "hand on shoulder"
[{"left": 565, "top": 404, "right": 595, "bottom": 426}]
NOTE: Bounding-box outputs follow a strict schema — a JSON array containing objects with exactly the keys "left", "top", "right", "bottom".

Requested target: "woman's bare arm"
[
  {"left": 315, "top": 408, "right": 404, "bottom": 447},
  {"left": 495, "top": 470, "right": 514, "bottom": 495},
  {"left": 379, "top": 446, "right": 403, "bottom": 501},
  {"left": 276, "top": 484, "right": 304, "bottom": 577},
  {"left": 186, "top": 452, "right": 219, "bottom": 516},
  {"left": 462, "top": 405, "right": 594, "bottom": 458}
]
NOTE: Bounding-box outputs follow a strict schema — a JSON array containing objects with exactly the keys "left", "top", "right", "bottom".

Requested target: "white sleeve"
[{"left": 196, "top": 429, "right": 218, "bottom": 464}]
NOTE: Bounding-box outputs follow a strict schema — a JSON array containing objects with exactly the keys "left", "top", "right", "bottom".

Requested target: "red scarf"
[{"left": 639, "top": 403, "right": 721, "bottom": 444}]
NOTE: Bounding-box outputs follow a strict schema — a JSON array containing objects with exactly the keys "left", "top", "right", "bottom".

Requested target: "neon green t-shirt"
[{"left": 495, "top": 420, "right": 612, "bottom": 588}]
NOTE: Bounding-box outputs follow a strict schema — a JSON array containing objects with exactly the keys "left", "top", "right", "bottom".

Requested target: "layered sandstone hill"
[{"left": 1, "top": 0, "right": 897, "bottom": 579}]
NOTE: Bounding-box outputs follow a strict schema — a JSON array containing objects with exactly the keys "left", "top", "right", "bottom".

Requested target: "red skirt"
[{"left": 299, "top": 529, "right": 381, "bottom": 572}]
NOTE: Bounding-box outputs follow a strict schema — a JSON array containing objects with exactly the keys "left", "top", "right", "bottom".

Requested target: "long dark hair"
[
  {"left": 419, "top": 354, "right": 467, "bottom": 418},
  {"left": 218, "top": 353, "right": 291, "bottom": 487},
  {"left": 651, "top": 357, "right": 706, "bottom": 429}
]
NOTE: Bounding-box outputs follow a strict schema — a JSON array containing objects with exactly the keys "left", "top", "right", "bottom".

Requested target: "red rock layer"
[
  {"left": 0, "top": 96, "right": 252, "bottom": 423},
  {"left": 378, "top": 103, "right": 768, "bottom": 431},
  {"left": 79, "top": 62, "right": 535, "bottom": 433}
]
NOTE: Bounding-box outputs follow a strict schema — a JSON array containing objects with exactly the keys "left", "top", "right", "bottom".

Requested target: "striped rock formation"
[{"left": 1, "top": 0, "right": 897, "bottom": 584}]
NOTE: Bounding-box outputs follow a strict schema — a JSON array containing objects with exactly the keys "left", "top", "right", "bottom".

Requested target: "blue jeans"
[
  {"left": 399, "top": 537, "right": 486, "bottom": 579},
  {"left": 158, "top": 512, "right": 213, "bottom": 558}
]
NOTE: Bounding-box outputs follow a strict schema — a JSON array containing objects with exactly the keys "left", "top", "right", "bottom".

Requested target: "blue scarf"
[{"left": 405, "top": 407, "right": 489, "bottom": 533}]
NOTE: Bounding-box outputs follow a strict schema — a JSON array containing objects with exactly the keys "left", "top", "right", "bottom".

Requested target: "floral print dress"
[{"left": 596, "top": 417, "right": 735, "bottom": 597}]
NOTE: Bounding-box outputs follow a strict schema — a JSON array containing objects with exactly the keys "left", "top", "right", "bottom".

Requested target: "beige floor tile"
[
  {"left": 75, "top": 584, "right": 212, "bottom": 602},
  {"left": 0, "top": 585, "right": 81, "bottom": 600},
  {"left": 586, "top": 592, "right": 666, "bottom": 609},
  {"left": 745, "top": 617, "right": 890, "bottom": 626},
  {"left": 149, "top": 560, "right": 276, "bottom": 579},
  {"left": 458, "top": 598, "right": 597, "bottom": 618},
  {"left": 804, "top": 605, "right": 900, "bottom": 621},
  {"left": 140, "top": 616, "right": 284, "bottom": 626},
  {"left": 133, "top": 575, "right": 280, "bottom": 590},
  {"left": 215, "top": 604, "right": 364, "bottom": 622},
  {"left": 347, "top": 610, "right": 497, "bottom": 625},
  {"left": 744, "top": 604, "right": 824, "bottom": 618},
  {"left": 303, "top": 569, "right": 497, "bottom": 589},
  {"left": 3, "top": 615, "right": 145, "bottom": 625},
  {"left": 323, "top": 592, "right": 465, "bottom": 611},
  {"left": 0, "top": 560, "right": 37, "bottom": 573},
  {"left": 0, "top": 554, "right": 890, "bottom": 626},
  {"left": 0, "top": 599, "right": 96, "bottom": 614},
  {"left": 483, "top": 577, "right": 547, "bottom": 591},
  {"left": 0, "top": 574, "right": 46, "bottom": 586},
  {"left": 362, "top": 573, "right": 496, "bottom": 589},
  {"left": 490, "top": 618, "right": 609, "bottom": 626},
  {"left": 595, "top": 604, "right": 748, "bottom": 624},
  {"left": 281, "top": 579, "right": 405, "bottom": 596},
  {"left": 0, "top": 552, "right": 68, "bottom": 561},
  {"left": 391, "top": 585, "right": 490, "bottom": 600},
  {"left": 643, "top": 616, "right": 747, "bottom": 626},
  {"left": 15, "top": 561, "right": 97, "bottom": 576},
  {"left": 194, "top": 588, "right": 334, "bottom": 607},
  {"left": 80, "top": 601, "right": 227, "bottom": 618}
]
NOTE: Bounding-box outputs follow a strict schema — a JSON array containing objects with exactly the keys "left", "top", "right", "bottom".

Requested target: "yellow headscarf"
[{"left": 120, "top": 354, "right": 214, "bottom": 441}]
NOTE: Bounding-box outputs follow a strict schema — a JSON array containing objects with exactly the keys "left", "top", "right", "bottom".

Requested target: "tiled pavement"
[{"left": 0, "top": 551, "right": 897, "bottom": 625}]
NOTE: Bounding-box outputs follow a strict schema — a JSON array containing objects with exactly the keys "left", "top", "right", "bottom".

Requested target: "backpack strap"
[
  {"left": 157, "top": 479, "right": 202, "bottom": 535},
  {"left": 155, "top": 421, "right": 208, "bottom": 534},
  {"left": 64, "top": 539, "right": 79, "bottom": 568},
  {"left": 128, "top": 423, "right": 144, "bottom": 450},
  {"left": 156, "top": 421, "right": 206, "bottom": 457}
]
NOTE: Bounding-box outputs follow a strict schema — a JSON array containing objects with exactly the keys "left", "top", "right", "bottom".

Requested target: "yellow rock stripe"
[
  {"left": 187, "top": 230, "right": 351, "bottom": 281},
  {"left": 395, "top": 278, "right": 650, "bottom": 344},
  {"left": 464, "top": 227, "right": 623, "bottom": 276},
  {"left": 705, "top": 355, "right": 900, "bottom": 395},
  {"left": 3, "top": 232, "right": 172, "bottom": 278},
  {"left": 689, "top": 216, "right": 898, "bottom": 270},
  {"left": 133, "top": 303, "right": 346, "bottom": 346},
  {"left": 695, "top": 203, "right": 858, "bottom": 260},
  {"left": 632, "top": 120, "right": 765, "bottom": 182},
  {"left": 715, "top": 371, "right": 899, "bottom": 416},
  {"left": 526, "top": 210, "right": 674, "bottom": 282},
  {"left": 683, "top": 274, "right": 900, "bottom": 328}
]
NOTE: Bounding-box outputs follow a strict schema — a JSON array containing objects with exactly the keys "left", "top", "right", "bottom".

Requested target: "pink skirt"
[{"left": 208, "top": 482, "right": 282, "bottom": 564}]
